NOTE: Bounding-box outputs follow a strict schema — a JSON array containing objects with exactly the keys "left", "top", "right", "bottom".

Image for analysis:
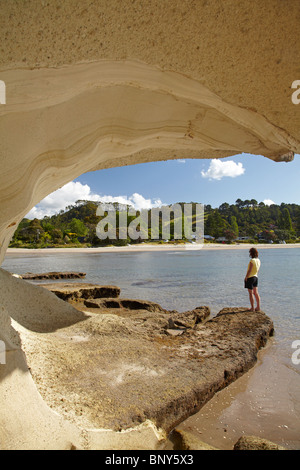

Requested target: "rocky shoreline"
[
  {"left": 15, "top": 271, "right": 86, "bottom": 280},
  {"left": 22, "top": 280, "right": 274, "bottom": 440},
  {"left": 0, "top": 268, "right": 280, "bottom": 449}
]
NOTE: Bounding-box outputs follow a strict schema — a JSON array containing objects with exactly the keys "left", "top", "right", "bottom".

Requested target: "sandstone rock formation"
[
  {"left": 171, "top": 430, "right": 286, "bottom": 450},
  {"left": 41, "top": 282, "right": 121, "bottom": 301},
  {"left": 0, "top": 1, "right": 299, "bottom": 263},
  {"left": 171, "top": 428, "right": 218, "bottom": 450},
  {"left": 0, "top": 268, "right": 274, "bottom": 449},
  {"left": 0, "top": 0, "right": 298, "bottom": 450},
  {"left": 20, "top": 272, "right": 86, "bottom": 280},
  {"left": 233, "top": 435, "right": 286, "bottom": 451},
  {"left": 84, "top": 297, "right": 167, "bottom": 313}
]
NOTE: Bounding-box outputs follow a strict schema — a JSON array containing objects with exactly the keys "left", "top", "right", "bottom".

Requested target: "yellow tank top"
[{"left": 248, "top": 258, "right": 261, "bottom": 277}]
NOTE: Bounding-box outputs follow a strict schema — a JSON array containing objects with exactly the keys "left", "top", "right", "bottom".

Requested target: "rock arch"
[
  {"left": 0, "top": 0, "right": 299, "bottom": 450},
  {"left": 0, "top": 60, "right": 299, "bottom": 264}
]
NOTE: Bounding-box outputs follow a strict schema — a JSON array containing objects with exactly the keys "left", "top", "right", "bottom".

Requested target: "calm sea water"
[
  {"left": 3, "top": 248, "right": 300, "bottom": 361},
  {"left": 2, "top": 247, "right": 300, "bottom": 448}
]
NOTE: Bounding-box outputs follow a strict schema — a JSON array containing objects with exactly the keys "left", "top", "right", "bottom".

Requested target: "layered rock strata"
[
  {"left": 0, "top": 0, "right": 300, "bottom": 262},
  {"left": 0, "top": 269, "right": 274, "bottom": 448},
  {"left": 19, "top": 272, "right": 86, "bottom": 280},
  {"left": 0, "top": 0, "right": 297, "bottom": 450},
  {"left": 41, "top": 282, "right": 121, "bottom": 301},
  {"left": 16, "top": 301, "right": 274, "bottom": 434}
]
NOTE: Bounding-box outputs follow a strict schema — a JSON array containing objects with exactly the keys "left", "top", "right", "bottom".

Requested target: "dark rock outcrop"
[
  {"left": 41, "top": 282, "right": 121, "bottom": 301},
  {"left": 233, "top": 435, "right": 286, "bottom": 451},
  {"left": 84, "top": 297, "right": 166, "bottom": 313},
  {"left": 20, "top": 272, "right": 86, "bottom": 280},
  {"left": 170, "top": 430, "right": 286, "bottom": 450}
]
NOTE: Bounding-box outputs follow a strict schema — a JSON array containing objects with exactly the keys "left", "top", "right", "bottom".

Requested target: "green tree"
[
  {"left": 229, "top": 216, "right": 239, "bottom": 237},
  {"left": 67, "top": 218, "right": 88, "bottom": 237},
  {"left": 205, "top": 210, "right": 226, "bottom": 238},
  {"left": 18, "top": 218, "right": 44, "bottom": 243},
  {"left": 278, "top": 207, "right": 293, "bottom": 230},
  {"left": 278, "top": 208, "right": 293, "bottom": 231},
  {"left": 235, "top": 198, "right": 243, "bottom": 209},
  {"left": 52, "top": 228, "right": 63, "bottom": 243},
  {"left": 274, "top": 229, "right": 292, "bottom": 241}
]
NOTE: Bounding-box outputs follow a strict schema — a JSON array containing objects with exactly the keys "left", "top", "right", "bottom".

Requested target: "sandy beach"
[{"left": 5, "top": 243, "right": 300, "bottom": 256}]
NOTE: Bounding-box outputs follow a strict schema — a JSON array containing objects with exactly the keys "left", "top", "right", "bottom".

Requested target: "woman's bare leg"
[
  {"left": 248, "top": 289, "right": 255, "bottom": 311},
  {"left": 253, "top": 287, "right": 261, "bottom": 311}
]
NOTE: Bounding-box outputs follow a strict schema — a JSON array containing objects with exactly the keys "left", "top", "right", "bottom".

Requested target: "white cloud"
[
  {"left": 201, "top": 159, "right": 245, "bottom": 180},
  {"left": 25, "top": 182, "right": 164, "bottom": 219},
  {"left": 96, "top": 192, "right": 163, "bottom": 211},
  {"left": 263, "top": 199, "right": 275, "bottom": 206},
  {"left": 177, "top": 159, "right": 186, "bottom": 163}
]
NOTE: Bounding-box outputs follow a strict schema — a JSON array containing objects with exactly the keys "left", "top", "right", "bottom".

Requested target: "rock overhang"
[
  {"left": 0, "top": 0, "right": 298, "bottom": 450},
  {"left": 0, "top": 0, "right": 300, "bottom": 263}
]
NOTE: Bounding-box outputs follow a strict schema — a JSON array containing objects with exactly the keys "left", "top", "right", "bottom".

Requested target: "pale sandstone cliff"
[
  {"left": 0, "top": 0, "right": 299, "bottom": 450},
  {"left": 0, "top": 0, "right": 299, "bottom": 263}
]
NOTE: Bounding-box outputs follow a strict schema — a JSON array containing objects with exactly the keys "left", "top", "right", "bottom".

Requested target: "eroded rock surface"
[
  {"left": 18, "top": 296, "right": 274, "bottom": 433},
  {"left": 0, "top": 270, "right": 275, "bottom": 448},
  {"left": 0, "top": 1, "right": 299, "bottom": 264},
  {"left": 21, "top": 272, "right": 86, "bottom": 280},
  {"left": 41, "top": 282, "right": 121, "bottom": 301},
  {"left": 233, "top": 435, "right": 286, "bottom": 451}
]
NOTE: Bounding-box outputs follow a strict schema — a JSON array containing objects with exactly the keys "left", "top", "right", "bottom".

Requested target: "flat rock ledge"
[
  {"left": 16, "top": 271, "right": 86, "bottom": 280},
  {"left": 41, "top": 282, "right": 121, "bottom": 301},
  {"left": 20, "top": 282, "right": 274, "bottom": 438}
]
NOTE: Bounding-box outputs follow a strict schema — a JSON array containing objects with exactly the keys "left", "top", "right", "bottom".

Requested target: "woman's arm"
[{"left": 245, "top": 260, "right": 252, "bottom": 281}]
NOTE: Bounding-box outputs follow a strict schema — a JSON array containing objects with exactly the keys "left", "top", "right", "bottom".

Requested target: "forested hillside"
[{"left": 9, "top": 199, "right": 300, "bottom": 248}]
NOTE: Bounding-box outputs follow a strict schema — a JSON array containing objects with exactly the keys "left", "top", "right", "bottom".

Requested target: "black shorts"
[{"left": 245, "top": 276, "right": 258, "bottom": 290}]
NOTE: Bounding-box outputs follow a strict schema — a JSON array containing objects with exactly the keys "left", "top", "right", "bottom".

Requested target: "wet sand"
[{"left": 172, "top": 341, "right": 300, "bottom": 450}]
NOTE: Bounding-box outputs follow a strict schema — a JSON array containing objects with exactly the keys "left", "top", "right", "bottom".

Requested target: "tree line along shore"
[{"left": 9, "top": 199, "right": 300, "bottom": 249}]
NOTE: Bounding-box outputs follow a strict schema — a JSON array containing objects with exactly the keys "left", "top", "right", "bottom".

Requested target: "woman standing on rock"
[{"left": 244, "top": 247, "right": 261, "bottom": 311}]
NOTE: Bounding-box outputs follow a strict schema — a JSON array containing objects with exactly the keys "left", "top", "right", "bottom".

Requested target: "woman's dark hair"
[{"left": 249, "top": 247, "right": 259, "bottom": 258}]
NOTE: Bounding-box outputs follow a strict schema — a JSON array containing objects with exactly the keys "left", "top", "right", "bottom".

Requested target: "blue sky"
[
  {"left": 27, "top": 152, "right": 300, "bottom": 218},
  {"left": 76, "top": 152, "right": 300, "bottom": 206}
]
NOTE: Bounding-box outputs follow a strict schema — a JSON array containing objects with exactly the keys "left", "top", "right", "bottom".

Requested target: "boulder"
[
  {"left": 171, "top": 428, "right": 218, "bottom": 450},
  {"left": 233, "top": 435, "right": 287, "bottom": 451}
]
